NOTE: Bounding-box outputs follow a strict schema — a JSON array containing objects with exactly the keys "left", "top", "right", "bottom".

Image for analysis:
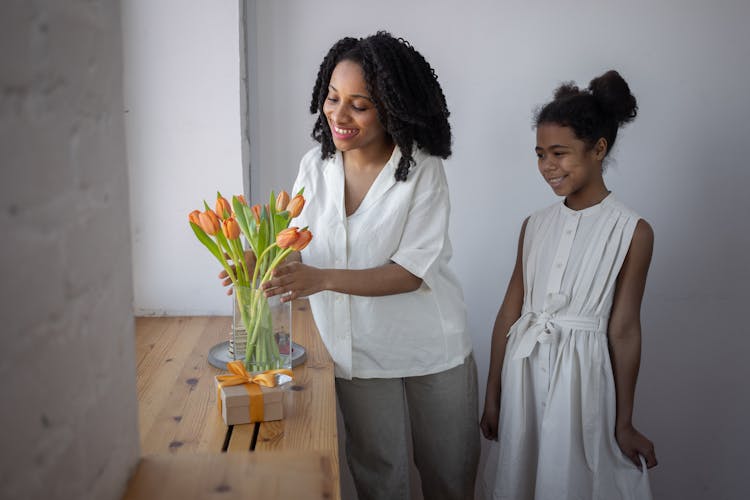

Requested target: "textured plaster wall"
[{"left": 0, "top": 1, "right": 140, "bottom": 499}]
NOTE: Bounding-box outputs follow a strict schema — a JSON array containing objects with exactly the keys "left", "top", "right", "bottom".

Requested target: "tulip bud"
[
  {"left": 198, "top": 209, "right": 221, "bottom": 235},
  {"left": 276, "top": 190, "right": 290, "bottom": 211},
  {"left": 222, "top": 217, "right": 241, "bottom": 240},
  {"left": 291, "top": 228, "right": 312, "bottom": 251},
  {"left": 188, "top": 210, "right": 201, "bottom": 226},
  {"left": 287, "top": 194, "right": 305, "bottom": 218},
  {"left": 216, "top": 195, "right": 232, "bottom": 219},
  {"left": 276, "top": 227, "right": 300, "bottom": 249},
  {"left": 236, "top": 194, "right": 248, "bottom": 206},
  {"left": 251, "top": 204, "right": 262, "bottom": 225}
]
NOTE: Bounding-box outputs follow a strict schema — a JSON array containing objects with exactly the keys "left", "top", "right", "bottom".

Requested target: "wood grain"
[
  {"left": 123, "top": 452, "right": 336, "bottom": 500},
  {"left": 253, "top": 300, "right": 340, "bottom": 497},
  {"left": 136, "top": 316, "right": 229, "bottom": 454},
  {"left": 134, "top": 301, "right": 339, "bottom": 499}
]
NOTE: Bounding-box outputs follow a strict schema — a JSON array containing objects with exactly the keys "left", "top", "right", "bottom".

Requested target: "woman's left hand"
[
  {"left": 615, "top": 423, "right": 657, "bottom": 469},
  {"left": 261, "top": 261, "right": 325, "bottom": 303}
]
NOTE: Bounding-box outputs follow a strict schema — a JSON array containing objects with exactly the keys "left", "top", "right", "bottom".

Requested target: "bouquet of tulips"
[{"left": 188, "top": 190, "right": 312, "bottom": 372}]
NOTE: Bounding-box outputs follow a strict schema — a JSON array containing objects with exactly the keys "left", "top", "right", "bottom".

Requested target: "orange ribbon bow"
[{"left": 216, "top": 360, "right": 293, "bottom": 423}]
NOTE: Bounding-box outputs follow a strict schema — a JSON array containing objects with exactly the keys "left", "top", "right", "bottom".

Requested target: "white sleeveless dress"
[{"left": 488, "top": 194, "right": 652, "bottom": 500}]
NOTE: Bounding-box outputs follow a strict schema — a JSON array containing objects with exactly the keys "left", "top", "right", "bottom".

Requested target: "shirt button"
[
  {"left": 556, "top": 262, "right": 563, "bottom": 268},
  {"left": 565, "top": 229, "right": 572, "bottom": 235}
]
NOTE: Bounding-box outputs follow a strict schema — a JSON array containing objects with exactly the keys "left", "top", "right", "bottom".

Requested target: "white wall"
[
  {"left": 122, "top": 0, "right": 245, "bottom": 315},
  {"left": 246, "top": 1, "right": 750, "bottom": 499},
  {"left": 0, "top": 1, "right": 139, "bottom": 498}
]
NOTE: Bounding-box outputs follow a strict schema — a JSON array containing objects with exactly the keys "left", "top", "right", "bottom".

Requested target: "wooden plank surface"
[
  {"left": 134, "top": 300, "right": 340, "bottom": 499},
  {"left": 136, "top": 316, "right": 229, "bottom": 454},
  {"left": 123, "top": 451, "right": 336, "bottom": 500},
  {"left": 255, "top": 301, "right": 338, "bottom": 456}
]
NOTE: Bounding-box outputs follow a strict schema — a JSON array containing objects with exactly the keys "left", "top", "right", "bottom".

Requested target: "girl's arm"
[
  {"left": 608, "top": 219, "right": 658, "bottom": 469},
  {"left": 262, "top": 260, "right": 421, "bottom": 302},
  {"left": 480, "top": 218, "right": 527, "bottom": 441}
]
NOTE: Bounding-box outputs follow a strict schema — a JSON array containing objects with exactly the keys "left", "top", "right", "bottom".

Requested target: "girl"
[
  {"left": 261, "top": 32, "right": 479, "bottom": 500},
  {"left": 481, "top": 70, "right": 657, "bottom": 499}
]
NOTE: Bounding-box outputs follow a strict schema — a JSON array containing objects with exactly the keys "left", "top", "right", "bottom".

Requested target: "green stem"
[
  {"left": 261, "top": 248, "right": 293, "bottom": 284},
  {"left": 252, "top": 243, "right": 279, "bottom": 290}
]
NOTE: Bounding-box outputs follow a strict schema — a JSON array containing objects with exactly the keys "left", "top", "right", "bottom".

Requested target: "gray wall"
[
  {"left": 0, "top": 1, "right": 140, "bottom": 499},
  {"left": 246, "top": 1, "right": 750, "bottom": 498}
]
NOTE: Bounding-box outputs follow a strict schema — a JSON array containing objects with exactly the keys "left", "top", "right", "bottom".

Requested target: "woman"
[{"left": 262, "top": 32, "right": 479, "bottom": 500}]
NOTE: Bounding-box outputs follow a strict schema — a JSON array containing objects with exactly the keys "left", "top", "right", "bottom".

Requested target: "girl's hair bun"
[
  {"left": 588, "top": 70, "right": 637, "bottom": 125},
  {"left": 553, "top": 82, "right": 583, "bottom": 100}
]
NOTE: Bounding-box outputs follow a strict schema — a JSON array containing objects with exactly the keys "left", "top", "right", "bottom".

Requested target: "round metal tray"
[{"left": 207, "top": 340, "right": 307, "bottom": 371}]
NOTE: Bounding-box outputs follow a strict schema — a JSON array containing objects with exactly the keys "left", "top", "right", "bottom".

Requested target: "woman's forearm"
[{"left": 322, "top": 262, "right": 422, "bottom": 297}]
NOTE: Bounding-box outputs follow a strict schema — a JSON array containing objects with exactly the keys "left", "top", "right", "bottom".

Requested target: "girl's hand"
[
  {"left": 615, "top": 423, "right": 657, "bottom": 469},
  {"left": 480, "top": 393, "right": 501, "bottom": 441},
  {"left": 261, "top": 261, "right": 325, "bottom": 303},
  {"left": 217, "top": 250, "right": 256, "bottom": 295}
]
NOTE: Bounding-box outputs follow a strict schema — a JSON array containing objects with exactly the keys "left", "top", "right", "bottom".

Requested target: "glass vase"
[{"left": 232, "top": 284, "right": 291, "bottom": 373}]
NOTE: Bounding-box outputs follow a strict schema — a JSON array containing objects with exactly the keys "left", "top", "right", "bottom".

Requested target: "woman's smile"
[{"left": 330, "top": 123, "right": 360, "bottom": 139}]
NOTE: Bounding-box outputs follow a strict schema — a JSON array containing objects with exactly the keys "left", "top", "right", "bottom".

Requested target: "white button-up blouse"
[{"left": 292, "top": 146, "right": 471, "bottom": 379}]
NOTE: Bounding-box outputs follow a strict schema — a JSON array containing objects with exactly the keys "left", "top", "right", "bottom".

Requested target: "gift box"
[{"left": 215, "top": 375, "right": 285, "bottom": 425}]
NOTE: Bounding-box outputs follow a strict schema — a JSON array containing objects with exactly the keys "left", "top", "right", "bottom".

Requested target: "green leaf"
[
  {"left": 268, "top": 192, "right": 276, "bottom": 238},
  {"left": 274, "top": 212, "right": 289, "bottom": 233},
  {"left": 296, "top": 187, "right": 304, "bottom": 196},
  {"left": 232, "top": 196, "right": 251, "bottom": 239},
  {"left": 190, "top": 222, "right": 223, "bottom": 263}
]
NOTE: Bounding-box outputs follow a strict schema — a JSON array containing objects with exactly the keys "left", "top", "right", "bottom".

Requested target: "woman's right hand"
[
  {"left": 218, "top": 250, "right": 256, "bottom": 295},
  {"left": 480, "top": 393, "right": 501, "bottom": 441}
]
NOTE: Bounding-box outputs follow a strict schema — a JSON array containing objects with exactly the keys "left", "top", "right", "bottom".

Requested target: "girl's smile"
[{"left": 535, "top": 123, "right": 608, "bottom": 209}]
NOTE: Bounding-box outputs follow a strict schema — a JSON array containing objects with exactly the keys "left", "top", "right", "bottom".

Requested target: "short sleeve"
[{"left": 390, "top": 161, "right": 450, "bottom": 288}]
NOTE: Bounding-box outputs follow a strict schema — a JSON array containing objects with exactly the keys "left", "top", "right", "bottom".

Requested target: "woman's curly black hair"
[
  {"left": 310, "top": 31, "right": 452, "bottom": 181},
  {"left": 535, "top": 70, "right": 638, "bottom": 158}
]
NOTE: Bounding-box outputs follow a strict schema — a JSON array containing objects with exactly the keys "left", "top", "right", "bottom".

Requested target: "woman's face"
[
  {"left": 535, "top": 123, "right": 606, "bottom": 197},
  {"left": 323, "top": 60, "right": 390, "bottom": 154}
]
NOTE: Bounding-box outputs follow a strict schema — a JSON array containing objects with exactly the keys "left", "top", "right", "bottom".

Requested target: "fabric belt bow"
[{"left": 510, "top": 293, "right": 606, "bottom": 360}]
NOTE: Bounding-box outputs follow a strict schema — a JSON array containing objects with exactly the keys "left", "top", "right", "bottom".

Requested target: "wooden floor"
[{"left": 131, "top": 300, "right": 339, "bottom": 499}]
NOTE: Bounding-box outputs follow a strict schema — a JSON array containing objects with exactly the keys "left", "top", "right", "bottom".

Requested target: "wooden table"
[{"left": 131, "top": 300, "right": 339, "bottom": 499}]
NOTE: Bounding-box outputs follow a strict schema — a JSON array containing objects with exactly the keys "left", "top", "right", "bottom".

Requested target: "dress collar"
[{"left": 560, "top": 192, "right": 614, "bottom": 217}]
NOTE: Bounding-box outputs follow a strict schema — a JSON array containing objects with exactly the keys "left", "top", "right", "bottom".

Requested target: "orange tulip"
[
  {"left": 216, "top": 195, "right": 232, "bottom": 219},
  {"left": 287, "top": 194, "right": 305, "bottom": 218},
  {"left": 236, "top": 194, "right": 248, "bottom": 206},
  {"left": 276, "top": 190, "right": 290, "bottom": 211},
  {"left": 291, "top": 229, "right": 312, "bottom": 251},
  {"left": 251, "top": 204, "right": 262, "bottom": 225},
  {"left": 222, "top": 217, "right": 241, "bottom": 240},
  {"left": 276, "top": 227, "right": 300, "bottom": 249},
  {"left": 198, "top": 209, "right": 221, "bottom": 235},
  {"left": 188, "top": 210, "right": 201, "bottom": 226}
]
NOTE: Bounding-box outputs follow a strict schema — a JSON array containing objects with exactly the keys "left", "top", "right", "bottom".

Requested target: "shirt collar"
[{"left": 323, "top": 146, "right": 403, "bottom": 220}]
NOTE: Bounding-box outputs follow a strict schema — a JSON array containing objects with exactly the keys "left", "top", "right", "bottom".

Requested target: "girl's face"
[
  {"left": 535, "top": 123, "right": 606, "bottom": 198},
  {"left": 323, "top": 60, "right": 390, "bottom": 155}
]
